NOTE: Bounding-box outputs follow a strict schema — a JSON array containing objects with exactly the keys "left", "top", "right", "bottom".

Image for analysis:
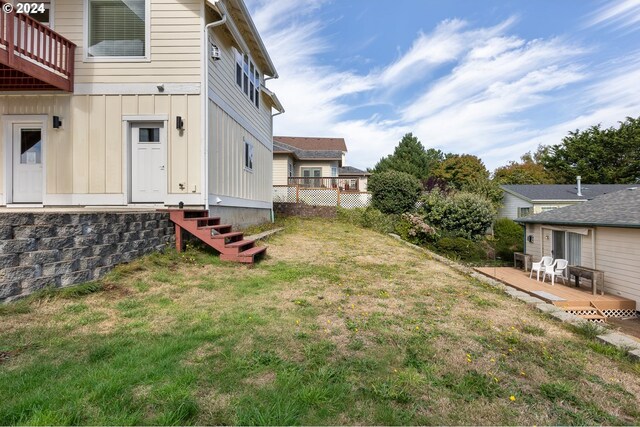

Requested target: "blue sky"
[{"left": 247, "top": 0, "right": 640, "bottom": 171}]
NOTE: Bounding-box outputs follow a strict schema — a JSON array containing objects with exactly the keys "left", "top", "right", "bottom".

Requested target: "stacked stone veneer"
[{"left": 0, "top": 211, "right": 174, "bottom": 302}]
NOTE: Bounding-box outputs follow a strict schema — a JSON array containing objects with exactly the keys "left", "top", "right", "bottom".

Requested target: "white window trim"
[
  {"left": 83, "top": 0, "right": 151, "bottom": 63},
  {"left": 234, "top": 47, "right": 261, "bottom": 109},
  {"left": 244, "top": 139, "right": 254, "bottom": 173}
]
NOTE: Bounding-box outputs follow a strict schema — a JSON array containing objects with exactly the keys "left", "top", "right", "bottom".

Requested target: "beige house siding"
[
  {"left": 273, "top": 154, "right": 291, "bottom": 186},
  {"left": 594, "top": 227, "right": 640, "bottom": 306},
  {"left": 208, "top": 102, "right": 271, "bottom": 203},
  {"left": 524, "top": 224, "right": 640, "bottom": 308},
  {"left": 296, "top": 161, "right": 337, "bottom": 178},
  {"left": 0, "top": 93, "right": 201, "bottom": 200},
  {"left": 54, "top": 0, "right": 202, "bottom": 85},
  {"left": 499, "top": 193, "right": 533, "bottom": 220}
]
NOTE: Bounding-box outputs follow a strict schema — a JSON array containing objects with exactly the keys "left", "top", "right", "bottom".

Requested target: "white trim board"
[
  {"left": 74, "top": 83, "right": 201, "bottom": 95},
  {"left": 43, "top": 194, "right": 126, "bottom": 205},
  {"left": 207, "top": 88, "right": 273, "bottom": 151},
  {"left": 208, "top": 194, "right": 271, "bottom": 209},
  {"left": 122, "top": 115, "right": 169, "bottom": 122}
]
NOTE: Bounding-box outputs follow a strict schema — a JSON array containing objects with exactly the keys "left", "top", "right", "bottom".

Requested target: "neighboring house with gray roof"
[
  {"left": 499, "top": 180, "right": 631, "bottom": 220},
  {"left": 516, "top": 187, "right": 640, "bottom": 309},
  {"left": 273, "top": 136, "right": 369, "bottom": 191}
]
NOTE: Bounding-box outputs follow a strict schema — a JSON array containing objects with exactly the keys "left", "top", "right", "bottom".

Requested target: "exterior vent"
[{"left": 210, "top": 43, "right": 221, "bottom": 60}]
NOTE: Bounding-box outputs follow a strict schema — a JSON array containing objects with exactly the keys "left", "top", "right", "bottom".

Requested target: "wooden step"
[
  {"left": 238, "top": 246, "right": 267, "bottom": 259},
  {"left": 226, "top": 239, "right": 255, "bottom": 249},
  {"left": 198, "top": 224, "right": 233, "bottom": 233},
  {"left": 183, "top": 216, "right": 221, "bottom": 226},
  {"left": 212, "top": 231, "right": 244, "bottom": 241},
  {"left": 561, "top": 306, "right": 597, "bottom": 312}
]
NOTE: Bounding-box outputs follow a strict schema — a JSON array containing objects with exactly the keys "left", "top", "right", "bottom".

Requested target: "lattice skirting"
[
  {"left": 601, "top": 309, "right": 638, "bottom": 318},
  {"left": 566, "top": 309, "right": 598, "bottom": 316}
]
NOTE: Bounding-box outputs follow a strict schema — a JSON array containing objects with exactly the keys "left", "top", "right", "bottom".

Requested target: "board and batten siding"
[
  {"left": 53, "top": 0, "right": 202, "bottom": 85},
  {"left": 0, "top": 94, "right": 201, "bottom": 199},
  {"left": 206, "top": 19, "right": 272, "bottom": 147},
  {"left": 272, "top": 154, "right": 291, "bottom": 186},
  {"left": 208, "top": 102, "right": 271, "bottom": 203}
]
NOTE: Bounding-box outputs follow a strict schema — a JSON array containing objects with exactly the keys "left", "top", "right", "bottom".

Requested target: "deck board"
[{"left": 475, "top": 267, "right": 635, "bottom": 311}]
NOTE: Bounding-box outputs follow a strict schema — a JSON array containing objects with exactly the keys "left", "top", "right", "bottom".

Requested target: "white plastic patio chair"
[
  {"left": 529, "top": 256, "right": 553, "bottom": 281},
  {"left": 543, "top": 259, "right": 568, "bottom": 286}
]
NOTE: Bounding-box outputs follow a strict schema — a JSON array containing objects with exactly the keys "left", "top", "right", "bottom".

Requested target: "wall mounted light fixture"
[
  {"left": 176, "top": 116, "right": 184, "bottom": 130},
  {"left": 52, "top": 116, "right": 62, "bottom": 129}
]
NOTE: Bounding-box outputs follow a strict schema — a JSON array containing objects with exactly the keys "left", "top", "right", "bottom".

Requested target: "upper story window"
[
  {"left": 517, "top": 207, "right": 531, "bottom": 218},
  {"left": 86, "top": 0, "right": 148, "bottom": 59},
  {"left": 30, "top": 0, "right": 52, "bottom": 27},
  {"left": 234, "top": 49, "right": 261, "bottom": 109}
]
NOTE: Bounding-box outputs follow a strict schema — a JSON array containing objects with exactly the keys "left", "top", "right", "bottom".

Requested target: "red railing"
[
  {"left": 0, "top": 0, "right": 76, "bottom": 91},
  {"left": 288, "top": 176, "right": 362, "bottom": 192}
]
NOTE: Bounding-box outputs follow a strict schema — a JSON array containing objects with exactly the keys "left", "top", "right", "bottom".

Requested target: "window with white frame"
[
  {"left": 288, "top": 161, "right": 294, "bottom": 177},
  {"left": 234, "top": 49, "right": 261, "bottom": 108},
  {"left": 517, "top": 207, "right": 531, "bottom": 218},
  {"left": 244, "top": 139, "right": 254, "bottom": 171},
  {"left": 87, "top": 0, "right": 148, "bottom": 58},
  {"left": 331, "top": 166, "right": 338, "bottom": 177}
]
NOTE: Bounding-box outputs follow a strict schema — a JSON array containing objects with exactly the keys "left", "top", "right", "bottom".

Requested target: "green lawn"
[{"left": 1, "top": 218, "right": 639, "bottom": 425}]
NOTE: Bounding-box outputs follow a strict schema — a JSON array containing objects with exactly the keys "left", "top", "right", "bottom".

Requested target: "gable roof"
[
  {"left": 501, "top": 184, "right": 631, "bottom": 202},
  {"left": 516, "top": 187, "right": 640, "bottom": 228},
  {"left": 273, "top": 136, "right": 347, "bottom": 152},
  {"left": 272, "top": 140, "right": 343, "bottom": 162},
  {"left": 339, "top": 166, "right": 370, "bottom": 176}
]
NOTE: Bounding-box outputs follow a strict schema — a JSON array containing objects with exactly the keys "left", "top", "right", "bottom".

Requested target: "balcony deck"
[
  {"left": 475, "top": 267, "right": 636, "bottom": 317},
  {"left": 0, "top": 0, "right": 75, "bottom": 92}
]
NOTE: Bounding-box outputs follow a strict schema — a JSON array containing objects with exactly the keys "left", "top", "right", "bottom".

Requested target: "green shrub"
[
  {"left": 434, "top": 237, "right": 487, "bottom": 262},
  {"left": 421, "top": 190, "right": 495, "bottom": 240},
  {"left": 336, "top": 207, "right": 397, "bottom": 234},
  {"left": 493, "top": 218, "right": 524, "bottom": 261},
  {"left": 368, "top": 170, "right": 422, "bottom": 214}
]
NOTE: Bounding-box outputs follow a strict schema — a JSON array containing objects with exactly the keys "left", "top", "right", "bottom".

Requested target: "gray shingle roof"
[
  {"left": 516, "top": 187, "right": 640, "bottom": 228},
  {"left": 273, "top": 140, "right": 342, "bottom": 161},
  {"left": 338, "top": 166, "right": 369, "bottom": 176},
  {"left": 501, "top": 184, "right": 631, "bottom": 201}
]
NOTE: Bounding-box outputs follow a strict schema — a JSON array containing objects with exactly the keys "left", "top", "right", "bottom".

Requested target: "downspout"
[
  {"left": 592, "top": 228, "right": 596, "bottom": 270},
  {"left": 203, "top": 13, "right": 227, "bottom": 209}
]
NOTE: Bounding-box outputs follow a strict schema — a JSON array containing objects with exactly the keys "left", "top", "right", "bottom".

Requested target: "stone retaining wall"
[
  {"left": 273, "top": 202, "right": 336, "bottom": 218},
  {"left": 0, "top": 211, "right": 174, "bottom": 302}
]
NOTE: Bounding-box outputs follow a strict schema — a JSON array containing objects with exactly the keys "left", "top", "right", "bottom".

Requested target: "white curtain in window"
[
  {"left": 88, "top": 0, "right": 146, "bottom": 57},
  {"left": 567, "top": 232, "right": 582, "bottom": 266}
]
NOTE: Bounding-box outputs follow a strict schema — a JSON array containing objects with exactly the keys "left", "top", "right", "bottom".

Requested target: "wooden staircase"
[
  {"left": 557, "top": 303, "right": 607, "bottom": 323},
  {"left": 164, "top": 209, "right": 267, "bottom": 264}
]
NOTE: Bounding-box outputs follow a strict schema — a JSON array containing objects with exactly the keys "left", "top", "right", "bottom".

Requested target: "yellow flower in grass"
[{"left": 509, "top": 395, "right": 516, "bottom": 402}]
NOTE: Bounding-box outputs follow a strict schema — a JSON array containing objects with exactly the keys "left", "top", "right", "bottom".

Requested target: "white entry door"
[
  {"left": 131, "top": 122, "right": 166, "bottom": 203},
  {"left": 13, "top": 124, "right": 44, "bottom": 203}
]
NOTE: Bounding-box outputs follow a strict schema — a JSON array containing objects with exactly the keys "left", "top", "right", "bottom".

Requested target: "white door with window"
[
  {"left": 131, "top": 122, "right": 166, "bottom": 203},
  {"left": 13, "top": 124, "right": 44, "bottom": 203}
]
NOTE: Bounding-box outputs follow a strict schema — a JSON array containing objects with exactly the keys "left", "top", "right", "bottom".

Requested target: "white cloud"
[
  {"left": 585, "top": 0, "right": 640, "bottom": 32},
  {"left": 247, "top": 1, "right": 640, "bottom": 172}
]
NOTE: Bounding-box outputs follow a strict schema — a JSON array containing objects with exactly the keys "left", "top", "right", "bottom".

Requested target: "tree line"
[{"left": 369, "top": 115, "right": 640, "bottom": 189}]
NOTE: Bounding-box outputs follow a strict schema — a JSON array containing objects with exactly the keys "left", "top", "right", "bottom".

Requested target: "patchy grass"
[{"left": 1, "top": 218, "right": 639, "bottom": 425}]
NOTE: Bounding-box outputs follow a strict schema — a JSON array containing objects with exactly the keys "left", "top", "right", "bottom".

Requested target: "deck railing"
[
  {"left": 288, "top": 176, "right": 362, "bottom": 192},
  {"left": 0, "top": 0, "right": 76, "bottom": 91}
]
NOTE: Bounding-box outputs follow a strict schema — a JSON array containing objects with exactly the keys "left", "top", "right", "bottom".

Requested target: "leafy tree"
[
  {"left": 372, "top": 133, "right": 444, "bottom": 181},
  {"left": 432, "top": 154, "right": 490, "bottom": 190},
  {"left": 493, "top": 153, "right": 554, "bottom": 184},
  {"left": 461, "top": 178, "right": 503, "bottom": 208},
  {"left": 420, "top": 190, "right": 496, "bottom": 240},
  {"left": 493, "top": 218, "right": 524, "bottom": 261},
  {"left": 368, "top": 170, "right": 422, "bottom": 214},
  {"left": 536, "top": 116, "right": 640, "bottom": 184}
]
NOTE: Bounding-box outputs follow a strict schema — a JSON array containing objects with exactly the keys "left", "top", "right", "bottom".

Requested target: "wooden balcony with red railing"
[
  {"left": 288, "top": 176, "right": 363, "bottom": 192},
  {"left": 0, "top": 0, "right": 75, "bottom": 92}
]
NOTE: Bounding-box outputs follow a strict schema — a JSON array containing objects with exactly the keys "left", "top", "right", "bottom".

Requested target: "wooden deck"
[{"left": 475, "top": 267, "right": 636, "bottom": 317}]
